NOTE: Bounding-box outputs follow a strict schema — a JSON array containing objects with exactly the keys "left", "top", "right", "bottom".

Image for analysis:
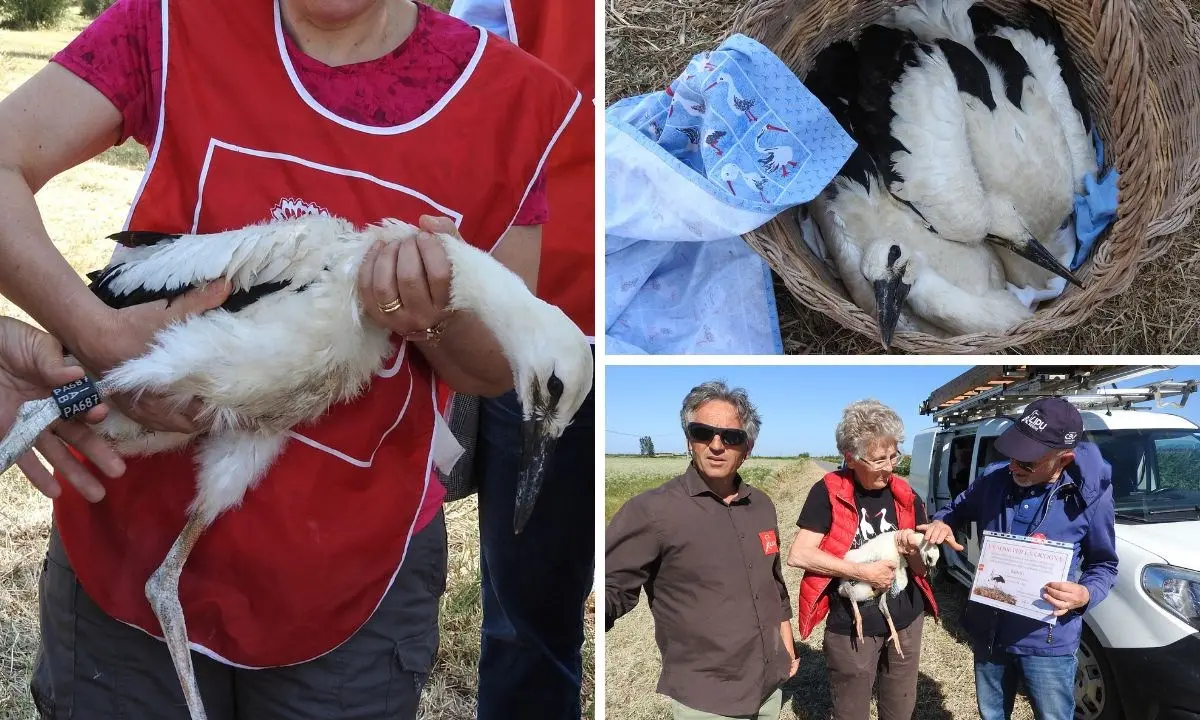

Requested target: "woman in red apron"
[{"left": 0, "top": 0, "right": 581, "bottom": 716}]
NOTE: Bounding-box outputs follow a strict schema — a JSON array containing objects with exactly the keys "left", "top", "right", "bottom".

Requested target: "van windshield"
[{"left": 1089, "top": 429, "right": 1200, "bottom": 523}]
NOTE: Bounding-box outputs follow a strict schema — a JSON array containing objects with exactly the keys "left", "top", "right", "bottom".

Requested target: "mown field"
[
  {"left": 603, "top": 457, "right": 1036, "bottom": 720},
  {"left": 605, "top": 455, "right": 802, "bottom": 521}
]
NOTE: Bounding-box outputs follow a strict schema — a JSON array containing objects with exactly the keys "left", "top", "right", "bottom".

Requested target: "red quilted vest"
[{"left": 796, "top": 470, "right": 940, "bottom": 639}]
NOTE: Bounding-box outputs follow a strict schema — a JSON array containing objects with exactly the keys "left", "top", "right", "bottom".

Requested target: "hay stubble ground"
[
  {"left": 0, "top": 5, "right": 594, "bottom": 718},
  {"left": 604, "top": 456, "right": 1036, "bottom": 720}
]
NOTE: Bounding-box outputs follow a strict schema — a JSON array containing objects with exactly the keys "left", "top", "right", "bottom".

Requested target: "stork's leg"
[
  {"left": 850, "top": 597, "right": 864, "bottom": 646},
  {"left": 878, "top": 594, "right": 904, "bottom": 660},
  {"left": 145, "top": 432, "right": 288, "bottom": 720},
  {"left": 146, "top": 512, "right": 212, "bottom": 720}
]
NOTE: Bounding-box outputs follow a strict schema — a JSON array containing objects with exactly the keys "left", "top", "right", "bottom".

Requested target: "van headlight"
[{"left": 1142, "top": 564, "right": 1200, "bottom": 630}]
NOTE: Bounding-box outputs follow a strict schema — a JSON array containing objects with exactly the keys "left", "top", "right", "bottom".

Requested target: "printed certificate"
[{"left": 969, "top": 531, "right": 1074, "bottom": 623}]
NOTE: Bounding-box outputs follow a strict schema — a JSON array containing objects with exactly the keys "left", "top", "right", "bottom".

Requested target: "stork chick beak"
[
  {"left": 514, "top": 373, "right": 565, "bottom": 534},
  {"left": 873, "top": 248, "right": 912, "bottom": 350},
  {"left": 985, "top": 234, "right": 1083, "bottom": 288}
]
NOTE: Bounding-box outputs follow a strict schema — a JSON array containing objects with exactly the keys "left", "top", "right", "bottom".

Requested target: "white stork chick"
[
  {"left": 855, "top": 24, "right": 1082, "bottom": 289},
  {"left": 805, "top": 40, "right": 1033, "bottom": 348},
  {"left": 1, "top": 214, "right": 592, "bottom": 720},
  {"left": 838, "top": 530, "right": 940, "bottom": 657},
  {"left": 891, "top": 0, "right": 1084, "bottom": 290},
  {"left": 968, "top": 1, "right": 1099, "bottom": 194}
]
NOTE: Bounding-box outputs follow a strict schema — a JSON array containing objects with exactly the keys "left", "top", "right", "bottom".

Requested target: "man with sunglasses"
[
  {"left": 605, "top": 380, "right": 797, "bottom": 720},
  {"left": 920, "top": 397, "right": 1119, "bottom": 720}
]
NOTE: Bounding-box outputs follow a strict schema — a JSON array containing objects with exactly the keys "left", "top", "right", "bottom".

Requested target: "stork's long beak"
[
  {"left": 873, "top": 273, "right": 911, "bottom": 350},
  {"left": 513, "top": 372, "right": 565, "bottom": 534},
  {"left": 515, "top": 416, "right": 560, "bottom": 534},
  {"left": 985, "top": 234, "right": 1083, "bottom": 288}
]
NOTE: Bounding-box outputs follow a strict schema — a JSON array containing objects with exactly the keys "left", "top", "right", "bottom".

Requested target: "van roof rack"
[{"left": 919, "top": 366, "right": 1197, "bottom": 427}]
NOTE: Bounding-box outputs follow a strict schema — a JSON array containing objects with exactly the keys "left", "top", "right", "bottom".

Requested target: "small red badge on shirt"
[
  {"left": 1030, "top": 533, "right": 1048, "bottom": 542},
  {"left": 759, "top": 530, "right": 779, "bottom": 555}
]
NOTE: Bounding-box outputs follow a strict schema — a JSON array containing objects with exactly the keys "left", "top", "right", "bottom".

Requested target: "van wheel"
[{"left": 1075, "top": 627, "right": 1121, "bottom": 720}]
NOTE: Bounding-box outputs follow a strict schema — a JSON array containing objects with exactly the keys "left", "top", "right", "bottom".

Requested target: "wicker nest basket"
[{"left": 729, "top": 0, "right": 1200, "bottom": 353}]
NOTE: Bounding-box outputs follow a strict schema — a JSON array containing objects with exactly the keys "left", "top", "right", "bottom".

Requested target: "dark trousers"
[
  {"left": 823, "top": 613, "right": 924, "bottom": 720},
  {"left": 30, "top": 510, "right": 447, "bottom": 719},
  {"left": 474, "top": 374, "right": 595, "bottom": 720}
]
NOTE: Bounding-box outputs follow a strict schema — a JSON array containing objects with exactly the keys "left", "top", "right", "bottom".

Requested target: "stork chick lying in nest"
[
  {"left": 838, "top": 530, "right": 941, "bottom": 657},
  {"left": 0, "top": 214, "right": 592, "bottom": 720}
]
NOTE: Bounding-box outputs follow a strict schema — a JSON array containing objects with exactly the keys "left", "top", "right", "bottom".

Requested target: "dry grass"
[
  {"left": 604, "top": 458, "right": 1037, "bottom": 720},
  {"left": 0, "top": 6, "right": 593, "bottom": 719},
  {"left": 605, "top": 455, "right": 803, "bottom": 521},
  {"left": 605, "top": 0, "right": 1200, "bottom": 354}
]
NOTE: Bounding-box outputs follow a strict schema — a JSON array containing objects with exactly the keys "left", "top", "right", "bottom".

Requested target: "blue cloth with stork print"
[{"left": 604, "top": 33, "right": 856, "bottom": 354}]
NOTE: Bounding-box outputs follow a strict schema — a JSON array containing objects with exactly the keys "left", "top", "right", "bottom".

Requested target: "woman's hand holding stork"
[
  {"left": 856, "top": 559, "right": 898, "bottom": 591},
  {"left": 356, "top": 215, "right": 539, "bottom": 397},
  {"left": 73, "top": 281, "right": 232, "bottom": 435},
  {"left": 0, "top": 316, "right": 125, "bottom": 501},
  {"left": 358, "top": 215, "right": 456, "bottom": 338}
]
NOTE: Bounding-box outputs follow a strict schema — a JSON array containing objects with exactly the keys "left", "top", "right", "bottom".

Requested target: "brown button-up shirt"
[{"left": 605, "top": 464, "right": 793, "bottom": 716}]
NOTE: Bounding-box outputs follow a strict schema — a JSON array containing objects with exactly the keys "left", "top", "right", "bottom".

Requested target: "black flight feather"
[
  {"left": 967, "top": 4, "right": 1008, "bottom": 36},
  {"left": 935, "top": 38, "right": 997, "bottom": 111},
  {"left": 92, "top": 229, "right": 296, "bottom": 312},
  {"left": 1020, "top": 0, "right": 1092, "bottom": 131},
  {"left": 107, "top": 230, "right": 183, "bottom": 248},
  {"left": 854, "top": 25, "right": 924, "bottom": 188},
  {"left": 805, "top": 40, "right": 875, "bottom": 192},
  {"left": 973, "top": 35, "right": 1032, "bottom": 109}
]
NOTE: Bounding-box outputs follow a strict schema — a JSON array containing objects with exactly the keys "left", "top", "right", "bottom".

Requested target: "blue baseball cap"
[{"left": 994, "top": 397, "right": 1084, "bottom": 463}]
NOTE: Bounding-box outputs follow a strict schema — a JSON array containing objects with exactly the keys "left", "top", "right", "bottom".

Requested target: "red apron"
[
  {"left": 54, "top": 0, "right": 581, "bottom": 667},
  {"left": 505, "top": 0, "right": 595, "bottom": 338}
]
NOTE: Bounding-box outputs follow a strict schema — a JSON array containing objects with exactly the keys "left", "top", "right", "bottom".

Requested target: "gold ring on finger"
[{"left": 378, "top": 297, "right": 403, "bottom": 314}]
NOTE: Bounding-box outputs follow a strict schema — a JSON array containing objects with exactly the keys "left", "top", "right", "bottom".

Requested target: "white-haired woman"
[{"left": 785, "top": 399, "right": 939, "bottom": 720}]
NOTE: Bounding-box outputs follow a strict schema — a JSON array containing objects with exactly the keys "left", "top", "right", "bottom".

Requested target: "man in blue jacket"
[{"left": 920, "top": 397, "right": 1118, "bottom": 720}]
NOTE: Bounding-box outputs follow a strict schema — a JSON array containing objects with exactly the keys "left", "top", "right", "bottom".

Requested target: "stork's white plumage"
[
  {"left": 969, "top": 1, "right": 1099, "bottom": 194},
  {"left": 891, "top": 0, "right": 1083, "bottom": 290},
  {"left": 805, "top": 40, "right": 1034, "bottom": 347},
  {"left": 837, "top": 530, "right": 940, "bottom": 657},
  {"left": 854, "top": 25, "right": 990, "bottom": 245},
  {"left": 0, "top": 214, "right": 592, "bottom": 720},
  {"left": 856, "top": 23, "right": 1083, "bottom": 289}
]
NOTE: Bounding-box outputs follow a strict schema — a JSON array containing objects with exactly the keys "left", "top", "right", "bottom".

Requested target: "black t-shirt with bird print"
[{"left": 796, "top": 482, "right": 929, "bottom": 637}]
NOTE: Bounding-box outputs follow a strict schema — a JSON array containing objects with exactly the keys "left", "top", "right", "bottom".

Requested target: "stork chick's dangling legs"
[
  {"left": 142, "top": 432, "right": 289, "bottom": 720},
  {"left": 850, "top": 596, "right": 865, "bottom": 645},
  {"left": 878, "top": 592, "right": 905, "bottom": 659},
  {"left": 146, "top": 513, "right": 211, "bottom": 720}
]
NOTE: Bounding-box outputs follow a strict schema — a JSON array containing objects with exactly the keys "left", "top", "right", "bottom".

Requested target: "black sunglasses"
[{"left": 687, "top": 422, "right": 748, "bottom": 446}]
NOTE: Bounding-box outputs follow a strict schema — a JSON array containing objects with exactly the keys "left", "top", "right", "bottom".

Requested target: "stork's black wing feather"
[
  {"left": 87, "top": 263, "right": 294, "bottom": 313},
  {"left": 974, "top": 35, "right": 1032, "bottom": 109},
  {"left": 935, "top": 38, "right": 998, "bottom": 111},
  {"left": 106, "top": 230, "right": 183, "bottom": 248},
  {"left": 854, "top": 25, "right": 925, "bottom": 188},
  {"left": 967, "top": 4, "right": 1008, "bottom": 36},
  {"left": 1020, "top": 1, "right": 1092, "bottom": 130},
  {"left": 805, "top": 40, "right": 875, "bottom": 191},
  {"left": 95, "top": 228, "right": 301, "bottom": 312}
]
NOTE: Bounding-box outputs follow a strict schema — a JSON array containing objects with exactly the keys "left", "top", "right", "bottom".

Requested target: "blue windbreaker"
[{"left": 932, "top": 441, "right": 1119, "bottom": 656}]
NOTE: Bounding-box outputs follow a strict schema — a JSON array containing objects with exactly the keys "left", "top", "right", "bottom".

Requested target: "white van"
[{"left": 910, "top": 403, "right": 1200, "bottom": 720}]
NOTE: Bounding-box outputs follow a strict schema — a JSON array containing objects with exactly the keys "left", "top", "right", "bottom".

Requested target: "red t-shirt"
[
  {"left": 51, "top": 0, "right": 547, "bottom": 225},
  {"left": 47, "top": 0, "right": 554, "bottom": 531}
]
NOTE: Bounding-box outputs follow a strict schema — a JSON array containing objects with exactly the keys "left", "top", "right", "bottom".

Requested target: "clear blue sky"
[{"left": 605, "top": 365, "right": 1200, "bottom": 456}]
